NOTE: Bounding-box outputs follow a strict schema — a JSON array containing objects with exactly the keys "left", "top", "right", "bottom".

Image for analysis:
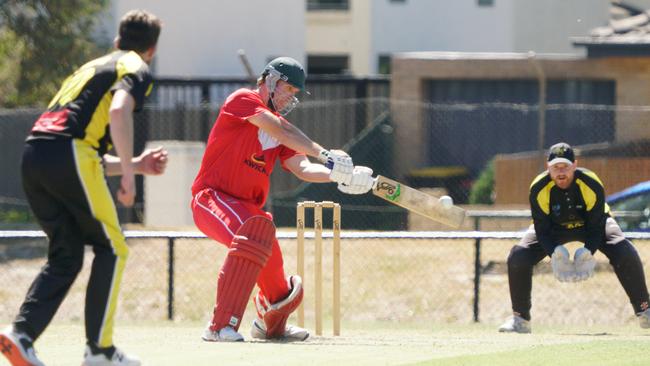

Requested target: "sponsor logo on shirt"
[
  {"left": 244, "top": 153, "right": 268, "bottom": 175},
  {"left": 552, "top": 204, "right": 561, "bottom": 216},
  {"left": 563, "top": 221, "right": 584, "bottom": 229},
  {"left": 250, "top": 153, "right": 266, "bottom": 166}
]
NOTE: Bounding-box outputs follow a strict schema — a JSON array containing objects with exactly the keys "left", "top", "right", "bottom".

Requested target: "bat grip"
[{"left": 327, "top": 159, "right": 378, "bottom": 189}]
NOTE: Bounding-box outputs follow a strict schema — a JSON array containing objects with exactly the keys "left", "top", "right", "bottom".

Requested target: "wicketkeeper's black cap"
[{"left": 547, "top": 142, "right": 575, "bottom": 166}]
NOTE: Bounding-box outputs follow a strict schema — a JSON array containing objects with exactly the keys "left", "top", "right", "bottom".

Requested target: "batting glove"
[
  {"left": 573, "top": 247, "right": 596, "bottom": 282},
  {"left": 337, "top": 166, "right": 375, "bottom": 195},
  {"left": 319, "top": 149, "right": 354, "bottom": 185},
  {"left": 551, "top": 245, "right": 576, "bottom": 283}
]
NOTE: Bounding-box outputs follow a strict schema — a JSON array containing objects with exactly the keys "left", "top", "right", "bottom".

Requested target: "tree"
[
  {"left": 469, "top": 158, "right": 495, "bottom": 204},
  {"left": 0, "top": 0, "right": 109, "bottom": 107},
  {"left": 0, "top": 26, "right": 24, "bottom": 106}
]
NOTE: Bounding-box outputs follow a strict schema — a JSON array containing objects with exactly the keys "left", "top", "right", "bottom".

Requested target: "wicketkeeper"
[
  {"left": 499, "top": 142, "right": 650, "bottom": 333},
  {"left": 190, "top": 57, "right": 375, "bottom": 342}
]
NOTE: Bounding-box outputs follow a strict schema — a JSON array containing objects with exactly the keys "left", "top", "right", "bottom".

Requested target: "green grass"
[
  {"left": 3, "top": 322, "right": 649, "bottom": 366},
  {"left": 3, "top": 237, "right": 650, "bottom": 365},
  {"left": 410, "top": 340, "right": 650, "bottom": 366}
]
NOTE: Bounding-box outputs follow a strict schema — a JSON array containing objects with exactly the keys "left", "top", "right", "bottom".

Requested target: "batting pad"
[{"left": 211, "top": 216, "right": 275, "bottom": 331}]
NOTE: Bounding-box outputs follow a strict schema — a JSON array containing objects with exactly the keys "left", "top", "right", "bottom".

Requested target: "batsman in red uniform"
[{"left": 191, "top": 57, "right": 375, "bottom": 342}]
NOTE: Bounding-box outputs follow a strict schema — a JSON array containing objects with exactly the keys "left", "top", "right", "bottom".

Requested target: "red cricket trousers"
[{"left": 191, "top": 188, "right": 289, "bottom": 303}]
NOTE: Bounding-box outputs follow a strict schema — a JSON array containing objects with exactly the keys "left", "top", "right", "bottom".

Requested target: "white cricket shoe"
[
  {"left": 250, "top": 318, "right": 309, "bottom": 341},
  {"left": 202, "top": 324, "right": 244, "bottom": 342},
  {"left": 498, "top": 315, "right": 531, "bottom": 334},
  {"left": 638, "top": 309, "right": 650, "bottom": 329},
  {"left": 0, "top": 325, "right": 45, "bottom": 366},
  {"left": 82, "top": 346, "right": 140, "bottom": 366}
]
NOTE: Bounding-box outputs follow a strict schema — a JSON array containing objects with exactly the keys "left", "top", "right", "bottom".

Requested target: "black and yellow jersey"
[
  {"left": 30, "top": 50, "right": 153, "bottom": 155},
  {"left": 529, "top": 168, "right": 610, "bottom": 254}
]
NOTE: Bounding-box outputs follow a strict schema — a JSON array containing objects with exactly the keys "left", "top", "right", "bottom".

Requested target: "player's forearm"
[
  {"left": 102, "top": 154, "right": 146, "bottom": 176},
  {"left": 292, "top": 162, "right": 332, "bottom": 183},
  {"left": 584, "top": 214, "right": 607, "bottom": 253},
  {"left": 109, "top": 108, "right": 135, "bottom": 177},
  {"left": 533, "top": 219, "right": 556, "bottom": 256},
  {"left": 537, "top": 234, "right": 557, "bottom": 257}
]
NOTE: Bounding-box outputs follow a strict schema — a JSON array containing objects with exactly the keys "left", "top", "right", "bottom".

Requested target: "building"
[
  {"left": 107, "top": 0, "right": 305, "bottom": 78},
  {"left": 307, "top": 0, "right": 610, "bottom": 75},
  {"left": 106, "top": 0, "right": 611, "bottom": 77},
  {"left": 572, "top": 0, "right": 650, "bottom": 57}
]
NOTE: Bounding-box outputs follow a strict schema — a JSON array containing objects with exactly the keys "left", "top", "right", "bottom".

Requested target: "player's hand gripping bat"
[{"left": 325, "top": 158, "right": 465, "bottom": 228}]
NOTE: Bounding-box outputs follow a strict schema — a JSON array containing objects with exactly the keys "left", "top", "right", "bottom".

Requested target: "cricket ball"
[{"left": 439, "top": 195, "right": 453, "bottom": 208}]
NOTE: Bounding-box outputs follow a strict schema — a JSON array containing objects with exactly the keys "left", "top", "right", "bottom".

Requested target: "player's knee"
[
  {"left": 48, "top": 255, "right": 84, "bottom": 277},
  {"left": 255, "top": 275, "right": 304, "bottom": 338},
  {"left": 230, "top": 216, "right": 276, "bottom": 266},
  {"left": 507, "top": 246, "right": 529, "bottom": 268},
  {"left": 507, "top": 245, "right": 535, "bottom": 273},
  {"left": 46, "top": 244, "right": 84, "bottom": 276}
]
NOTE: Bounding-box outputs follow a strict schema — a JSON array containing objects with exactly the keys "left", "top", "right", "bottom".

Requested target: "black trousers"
[
  {"left": 507, "top": 219, "right": 649, "bottom": 320},
  {"left": 15, "top": 138, "right": 129, "bottom": 348}
]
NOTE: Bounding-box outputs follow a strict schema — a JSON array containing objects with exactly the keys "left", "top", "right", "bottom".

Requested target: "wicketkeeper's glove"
[
  {"left": 573, "top": 247, "right": 596, "bottom": 282},
  {"left": 551, "top": 245, "right": 576, "bottom": 283}
]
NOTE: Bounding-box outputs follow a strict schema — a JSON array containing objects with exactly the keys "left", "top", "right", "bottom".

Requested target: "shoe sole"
[
  {"left": 290, "top": 333, "right": 310, "bottom": 341},
  {"left": 0, "top": 333, "right": 33, "bottom": 366},
  {"left": 251, "top": 321, "right": 309, "bottom": 341},
  {"left": 498, "top": 328, "right": 531, "bottom": 334},
  {"left": 202, "top": 335, "right": 244, "bottom": 342}
]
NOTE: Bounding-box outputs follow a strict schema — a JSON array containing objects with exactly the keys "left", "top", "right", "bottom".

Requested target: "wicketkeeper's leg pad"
[
  {"left": 254, "top": 275, "right": 304, "bottom": 338},
  {"left": 211, "top": 216, "right": 275, "bottom": 331}
]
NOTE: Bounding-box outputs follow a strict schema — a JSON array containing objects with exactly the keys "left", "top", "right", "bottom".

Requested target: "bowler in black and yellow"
[
  {"left": 498, "top": 142, "right": 650, "bottom": 334},
  {"left": 0, "top": 10, "right": 167, "bottom": 366}
]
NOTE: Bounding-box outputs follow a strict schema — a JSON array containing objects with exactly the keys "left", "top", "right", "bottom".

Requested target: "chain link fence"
[
  {"left": 2, "top": 77, "right": 650, "bottom": 328},
  {"left": 1, "top": 232, "right": 649, "bottom": 329},
  {"left": 3, "top": 100, "right": 650, "bottom": 229}
]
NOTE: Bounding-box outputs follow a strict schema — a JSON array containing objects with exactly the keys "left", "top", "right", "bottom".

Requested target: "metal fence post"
[
  {"left": 355, "top": 79, "right": 368, "bottom": 134},
  {"left": 167, "top": 237, "right": 175, "bottom": 320},
  {"left": 200, "top": 82, "right": 211, "bottom": 139},
  {"left": 473, "top": 238, "right": 482, "bottom": 323}
]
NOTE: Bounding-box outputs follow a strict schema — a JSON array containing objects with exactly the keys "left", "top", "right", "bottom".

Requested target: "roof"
[{"left": 572, "top": 3, "right": 650, "bottom": 46}]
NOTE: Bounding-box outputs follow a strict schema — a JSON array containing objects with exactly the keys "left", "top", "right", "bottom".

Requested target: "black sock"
[
  {"left": 514, "top": 311, "right": 531, "bottom": 321},
  {"left": 87, "top": 342, "right": 115, "bottom": 359}
]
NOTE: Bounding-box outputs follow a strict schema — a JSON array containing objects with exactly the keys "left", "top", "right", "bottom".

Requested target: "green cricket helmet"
[
  {"left": 262, "top": 57, "right": 308, "bottom": 115},
  {"left": 263, "top": 57, "right": 308, "bottom": 92}
]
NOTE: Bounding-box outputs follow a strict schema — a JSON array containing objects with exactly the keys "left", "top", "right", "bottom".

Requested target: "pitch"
[{"left": 3, "top": 322, "right": 648, "bottom": 366}]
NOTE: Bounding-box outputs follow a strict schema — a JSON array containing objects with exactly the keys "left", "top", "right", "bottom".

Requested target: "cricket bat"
[
  {"left": 237, "top": 49, "right": 257, "bottom": 86},
  {"left": 372, "top": 175, "right": 466, "bottom": 228}
]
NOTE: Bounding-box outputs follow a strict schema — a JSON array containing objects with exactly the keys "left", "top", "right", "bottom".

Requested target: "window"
[
  {"left": 307, "top": 0, "right": 349, "bottom": 11},
  {"left": 307, "top": 55, "right": 349, "bottom": 74},
  {"left": 377, "top": 55, "right": 391, "bottom": 75},
  {"left": 478, "top": 0, "right": 494, "bottom": 6}
]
